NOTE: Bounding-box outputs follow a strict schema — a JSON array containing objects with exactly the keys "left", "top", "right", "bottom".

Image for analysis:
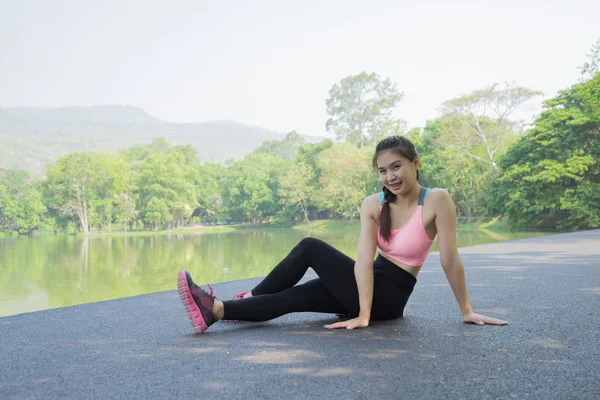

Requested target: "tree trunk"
[
  {"left": 300, "top": 200, "right": 311, "bottom": 227},
  {"left": 77, "top": 205, "right": 89, "bottom": 234}
]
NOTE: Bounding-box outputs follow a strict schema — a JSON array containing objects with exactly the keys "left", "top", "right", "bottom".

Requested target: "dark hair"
[{"left": 372, "top": 135, "right": 420, "bottom": 242}]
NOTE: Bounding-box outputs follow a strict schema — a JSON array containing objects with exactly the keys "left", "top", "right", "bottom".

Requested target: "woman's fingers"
[
  {"left": 483, "top": 316, "right": 508, "bottom": 325},
  {"left": 324, "top": 317, "right": 369, "bottom": 330},
  {"left": 324, "top": 321, "right": 350, "bottom": 329},
  {"left": 464, "top": 313, "right": 508, "bottom": 325}
]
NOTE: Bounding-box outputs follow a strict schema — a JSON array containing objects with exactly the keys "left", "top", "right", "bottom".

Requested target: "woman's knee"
[{"left": 297, "top": 237, "right": 326, "bottom": 252}]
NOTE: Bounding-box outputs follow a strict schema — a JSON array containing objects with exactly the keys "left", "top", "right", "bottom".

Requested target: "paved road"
[{"left": 1, "top": 230, "right": 599, "bottom": 399}]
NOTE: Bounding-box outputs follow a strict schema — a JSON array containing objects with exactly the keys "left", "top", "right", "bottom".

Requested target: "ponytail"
[{"left": 379, "top": 186, "right": 397, "bottom": 242}]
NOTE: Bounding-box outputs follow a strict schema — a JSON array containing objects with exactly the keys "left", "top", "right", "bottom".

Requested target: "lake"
[{"left": 0, "top": 228, "right": 548, "bottom": 316}]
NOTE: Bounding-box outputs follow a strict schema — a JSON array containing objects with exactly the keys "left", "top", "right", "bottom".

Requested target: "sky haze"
[{"left": 1, "top": 0, "right": 598, "bottom": 136}]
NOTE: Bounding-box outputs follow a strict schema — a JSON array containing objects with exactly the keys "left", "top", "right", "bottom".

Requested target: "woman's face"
[{"left": 376, "top": 150, "right": 419, "bottom": 195}]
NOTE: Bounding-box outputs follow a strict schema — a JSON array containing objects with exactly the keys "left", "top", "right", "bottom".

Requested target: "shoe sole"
[{"left": 177, "top": 271, "right": 208, "bottom": 333}]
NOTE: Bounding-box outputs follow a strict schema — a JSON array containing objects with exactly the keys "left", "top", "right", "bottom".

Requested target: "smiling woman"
[
  {"left": 374, "top": 135, "right": 423, "bottom": 244},
  {"left": 177, "top": 135, "right": 508, "bottom": 334}
]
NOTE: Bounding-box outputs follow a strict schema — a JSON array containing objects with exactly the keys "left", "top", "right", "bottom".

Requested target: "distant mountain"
[{"left": 0, "top": 106, "right": 323, "bottom": 176}]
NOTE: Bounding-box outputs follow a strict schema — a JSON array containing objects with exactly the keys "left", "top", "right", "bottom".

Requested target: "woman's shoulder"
[
  {"left": 424, "top": 187, "right": 454, "bottom": 209},
  {"left": 360, "top": 192, "right": 383, "bottom": 217},
  {"left": 425, "top": 187, "right": 449, "bottom": 197},
  {"left": 363, "top": 192, "right": 382, "bottom": 207}
]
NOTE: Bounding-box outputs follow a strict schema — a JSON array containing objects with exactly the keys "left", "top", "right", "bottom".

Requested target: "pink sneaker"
[{"left": 177, "top": 271, "right": 217, "bottom": 333}]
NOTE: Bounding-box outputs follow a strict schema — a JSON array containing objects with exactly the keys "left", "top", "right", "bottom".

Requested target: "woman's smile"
[{"left": 388, "top": 181, "right": 403, "bottom": 191}]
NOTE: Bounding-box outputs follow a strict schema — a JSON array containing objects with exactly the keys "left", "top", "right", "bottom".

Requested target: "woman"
[{"left": 177, "top": 135, "right": 508, "bottom": 333}]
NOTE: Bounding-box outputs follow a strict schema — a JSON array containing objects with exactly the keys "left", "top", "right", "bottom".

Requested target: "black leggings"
[{"left": 222, "top": 237, "right": 417, "bottom": 322}]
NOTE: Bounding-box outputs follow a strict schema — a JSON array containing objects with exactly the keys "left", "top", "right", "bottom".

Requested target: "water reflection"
[{"left": 0, "top": 228, "right": 547, "bottom": 316}]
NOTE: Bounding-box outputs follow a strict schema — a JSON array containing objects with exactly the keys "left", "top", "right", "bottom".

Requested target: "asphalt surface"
[{"left": 1, "top": 230, "right": 599, "bottom": 399}]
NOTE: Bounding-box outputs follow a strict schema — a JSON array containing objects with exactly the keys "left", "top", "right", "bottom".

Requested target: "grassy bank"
[
  {"left": 456, "top": 217, "right": 510, "bottom": 230},
  {"left": 291, "top": 219, "right": 360, "bottom": 232},
  {"left": 0, "top": 217, "right": 541, "bottom": 239},
  {"left": 83, "top": 219, "right": 362, "bottom": 237},
  {"left": 84, "top": 225, "right": 239, "bottom": 237}
]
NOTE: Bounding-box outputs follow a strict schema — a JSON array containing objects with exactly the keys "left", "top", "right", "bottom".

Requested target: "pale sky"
[{"left": 1, "top": 0, "right": 598, "bottom": 137}]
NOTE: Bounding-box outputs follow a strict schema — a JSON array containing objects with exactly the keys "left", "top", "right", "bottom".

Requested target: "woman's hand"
[
  {"left": 324, "top": 316, "right": 369, "bottom": 330},
  {"left": 463, "top": 311, "right": 508, "bottom": 326}
]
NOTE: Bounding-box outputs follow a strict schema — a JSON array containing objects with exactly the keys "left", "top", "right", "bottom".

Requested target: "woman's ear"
[{"left": 414, "top": 156, "right": 421, "bottom": 171}]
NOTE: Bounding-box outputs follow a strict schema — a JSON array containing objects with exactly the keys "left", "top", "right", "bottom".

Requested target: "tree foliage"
[
  {"left": 580, "top": 37, "right": 600, "bottom": 81},
  {"left": 439, "top": 83, "right": 542, "bottom": 169},
  {"left": 253, "top": 131, "right": 305, "bottom": 161},
  {"left": 326, "top": 72, "right": 405, "bottom": 148},
  {"left": 411, "top": 123, "right": 492, "bottom": 217},
  {"left": 0, "top": 169, "right": 48, "bottom": 234},
  {"left": 136, "top": 144, "right": 198, "bottom": 229},
  {"left": 316, "top": 143, "right": 371, "bottom": 218},
  {"left": 278, "top": 163, "right": 315, "bottom": 226},
  {"left": 490, "top": 73, "right": 600, "bottom": 229},
  {"left": 2, "top": 65, "right": 599, "bottom": 235},
  {"left": 45, "top": 152, "right": 105, "bottom": 233}
]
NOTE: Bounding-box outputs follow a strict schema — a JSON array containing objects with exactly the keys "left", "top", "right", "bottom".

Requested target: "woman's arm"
[
  {"left": 354, "top": 196, "right": 379, "bottom": 322},
  {"left": 434, "top": 190, "right": 508, "bottom": 326},
  {"left": 325, "top": 195, "right": 378, "bottom": 330}
]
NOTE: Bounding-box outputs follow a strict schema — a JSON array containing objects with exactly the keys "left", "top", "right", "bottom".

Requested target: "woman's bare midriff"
[{"left": 378, "top": 252, "right": 422, "bottom": 278}]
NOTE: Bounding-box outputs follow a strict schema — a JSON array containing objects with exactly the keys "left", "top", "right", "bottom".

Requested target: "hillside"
[{"left": 0, "top": 106, "right": 319, "bottom": 176}]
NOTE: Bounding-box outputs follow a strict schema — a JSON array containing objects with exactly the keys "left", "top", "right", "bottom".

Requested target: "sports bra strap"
[
  {"left": 418, "top": 187, "right": 431, "bottom": 205},
  {"left": 380, "top": 191, "right": 385, "bottom": 205}
]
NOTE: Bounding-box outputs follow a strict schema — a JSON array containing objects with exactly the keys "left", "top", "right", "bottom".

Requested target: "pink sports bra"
[{"left": 376, "top": 187, "right": 435, "bottom": 267}]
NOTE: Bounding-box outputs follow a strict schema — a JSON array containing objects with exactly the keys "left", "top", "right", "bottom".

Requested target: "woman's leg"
[
  {"left": 222, "top": 278, "right": 348, "bottom": 321},
  {"left": 222, "top": 237, "right": 360, "bottom": 321},
  {"left": 370, "top": 255, "right": 417, "bottom": 320},
  {"left": 248, "top": 237, "right": 360, "bottom": 315}
]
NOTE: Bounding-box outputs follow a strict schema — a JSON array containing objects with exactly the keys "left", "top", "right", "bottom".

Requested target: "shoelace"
[
  {"left": 234, "top": 291, "right": 248, "bottom": 300},
  {"left": 207, "top": 285, "right": 216, "bottom": 299}
]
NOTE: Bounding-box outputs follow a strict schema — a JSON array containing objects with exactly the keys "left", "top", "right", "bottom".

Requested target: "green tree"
[
  {"left": 491, "top": 73, "right": 600, "bottom": 229},
  {"left": 45, "top": 152, "right": 107, "bottom": 234},
  {"left": 412, "top": 118, "right": 493, "bottom": 216},
  {"left": 0, "top": 169, "right": 48, "bottom": 234},
  {"left": 316, "top": 143, "right": 371, "bottom": 218},
  {"left": 253, "top": 131, "right": 306, "bottom": 161},
  {"left": 143, "top": 197, "right": 171, "bottom": 230},
  {"left": 195, "top": 162, "right": 226, "bottom": 224},
  {"left": 222, "top": 153, "right": 289, "bottom": 223},
  {"left": 296, "top": 140, "right": 334, "bottom": 220},
  {"left": 326, "top": 72, "right": 404, "bottom": 148},
  {"left": 278, "top": 162, "right": 315, "bottom": 226},
  {"left": 135, "top": 142, "right": 199, "bottom": 229},
  {"left": 113, "top": 193, "right": 138, "bottom": 231},
  {"left": 87, "top": 153, "right": 137, "bottom": 231},
  {"left": 107, "top": 154, "right": 138, "bottom": 232},
  {"left": 44, "top": 151, "right": 139, "bottom": 233},
  {"left": 439, "top": 83, "right": 542, "bottom": 169},
  {"left": 580, "top": 37, "right": 600, "bottom": 81}
]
